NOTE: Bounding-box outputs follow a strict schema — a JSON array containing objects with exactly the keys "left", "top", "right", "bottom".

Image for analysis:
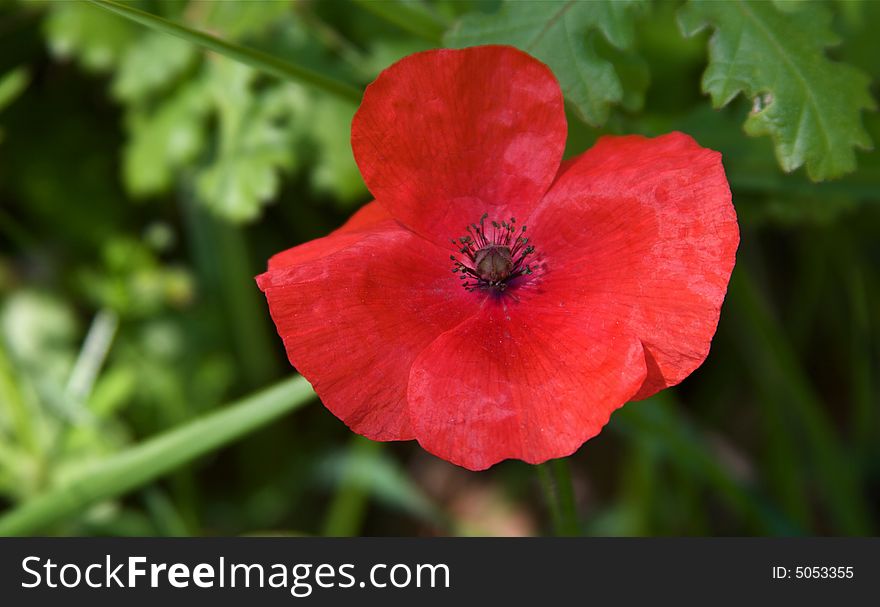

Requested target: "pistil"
[{"left": 451, "top": 214, "right": 536, "bottom": 292}]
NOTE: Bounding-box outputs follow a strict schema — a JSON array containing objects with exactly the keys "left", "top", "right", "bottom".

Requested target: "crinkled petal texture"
[
  {"left": 259, "top": 46, "right": 738, "bottom": 471},
  {"left": 408, "top": 294, "right": 648, "bottom": 470},
  {"left": 528, "top": 132, "right": 739, "bottom": 402},
  {"left": 351, "top": 45, "right": 566, "bottom": 244}
]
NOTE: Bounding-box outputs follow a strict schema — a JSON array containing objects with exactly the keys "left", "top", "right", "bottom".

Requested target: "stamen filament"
[{"left": 450, "top": 214, "right": 538, "bottom": 292}]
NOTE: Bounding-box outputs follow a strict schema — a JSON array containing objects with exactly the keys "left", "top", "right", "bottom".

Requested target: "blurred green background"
[{"left": 0, "top": 0, "right": 877, "bottom": 536}]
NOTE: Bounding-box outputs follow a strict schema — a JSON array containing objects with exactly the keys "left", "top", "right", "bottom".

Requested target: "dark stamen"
[{"left": 450, "top": 214, "right": 538, "bottom": 292}]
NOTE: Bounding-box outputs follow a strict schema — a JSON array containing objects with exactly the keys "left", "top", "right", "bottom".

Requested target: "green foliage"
[
  {"left": 0, "top": 292, "right": 128, "bottom": 503},
  {"left": 446, "top": 0, "right": 647, "bottom": 125},
  {"left": 679, "top": 0, "right": 876, "bottom": 180},
  {"left": 302, "top": 97, "right": 365, "bottom": 202},
  {"left": 351, "top": 0, "right": 448, "bottom": 43},
  {"left": 194, "top": 60, "right": 302, "bottom": 221},
  {"left": 43, "top": 1, "right": 137, "bottom": 71},
  {"left": 39, "top": 0, "right": 367, "bottom": 223},
  {"left": 1, "top": 0, "right": 878, "bottom": 537},
  {"left": 122, "top": 79, "right": 210, "bottom": 196},
  {"left": 199, "top": 0, "right": 292, "bottom": 39},
  {"left": 111, "top": 32, "right": 197, "bottom": 102},
  {"left": 78, "top": 236, "right": 194, "bottom": 317},
  {"left": 0, "top": 376, "right": 315, "bottom": 535}
]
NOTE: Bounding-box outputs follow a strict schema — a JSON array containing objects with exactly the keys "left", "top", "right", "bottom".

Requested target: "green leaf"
[
  {"left": 123, "top": 79, "right": 211, "bottom": 197},
  {"left": 679, "top": 0, "right": 876, "bottom": 181},
  {"left": 44, "top": 1, "right": 138, "bottom": 72},
  {"left": 111, "top": 32, "right": 197, "bottom": 102},
  {"left": 199, "top": 0, "right": 293, "bottom": 40},
  {"left": 302, "top": 96, "right": 367, "bottom": 204},
  {"left": 446, "top": 0, "right": 646, "bottom": 126},
  {"left": 195, "top": 59, "right": 304, "bottom": 222}
]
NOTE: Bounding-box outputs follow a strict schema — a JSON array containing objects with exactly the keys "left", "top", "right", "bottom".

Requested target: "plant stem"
[
  {"left": 0, "top": 376, "right": 314, "bottom": 536},
  {"left": 86, "top": 0, "right": 362, "bottom": 103},
  {"left": 538, "top": 458, "right": 579, "bottom": 536},
  {"left": 536, "top": 464, "right": 562, "bottom": 531},
  {"left": 181, "top": 191, "right": 280, "bottom": 389}
]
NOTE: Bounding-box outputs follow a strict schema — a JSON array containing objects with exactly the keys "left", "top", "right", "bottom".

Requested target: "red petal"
[
  {"left": 268, "top": 201, "right": 392, "bottom": 270},
  {"left": 407, "top": 295, "right": 647, "bottom": 470},
  {"left": 351, "top": 46, "right": 566, "bottom": 244},
  {"left": 257, "top": 213, "right": 472, "bottom": 441},
  {"left": 527, "top": 132, "right": 739, "bottom": 400}
]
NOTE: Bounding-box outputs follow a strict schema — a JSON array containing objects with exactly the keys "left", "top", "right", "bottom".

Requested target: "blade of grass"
[
  {"left": 0, "top": 375, "right": 314, "bottom": 536},
  {"left": 733, "top": 240, "right": 813, "bottom": 528},
  {"left": 317, "top": 439, "right": 446, "bottom": 532},
  {"left": 788, "top": 232, "right": 830, "bottom": 350},
  {"left": 322, "top": 437, "right": 380, "bottom": 537},
  {"left": 842, "top": 249, "right": 874, "bottom": 458},
  {"left": 142, "top": 488, "right": 191, "bottom": 537},
  {"left": 750, "top": 370, "right": 814, "bottom": 529},
  {"left": 614, "top": 394, "right": 798, "bottom": 535},
  {"left": 66, "top": 308, "right": 118, "bottom": 415},
  {"left": 86, "top": 0, "right": 362, "bottom": 103},
  {"left": 0, "top": 343, "right": 40, "bottom": 457},
  {"left": 729, "top": 268, "right": 872, "bottom": 534},
  {"left": 181, "top": 192, "right": 281, "bottom": 388},
  {"left": 351, "top": 0, "right": 449, "bottom": 44}
]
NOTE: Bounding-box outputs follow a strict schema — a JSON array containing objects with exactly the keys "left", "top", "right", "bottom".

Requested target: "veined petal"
[
  {"left": 351, "top": 46, "right": 567, "bottom": 245},
  {"left": 407, "top": 295, "right": 647, "bottom": 470},
  {"left": 527, "top": 132, "right": 739, "bottom": 400},
  {"left": 257, "top": 209, "right": 472, "bottom": 440}
]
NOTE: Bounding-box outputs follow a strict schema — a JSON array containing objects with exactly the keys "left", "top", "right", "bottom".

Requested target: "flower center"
[{"left": 450, "top": 214, "right": 536, "bottom": 292}]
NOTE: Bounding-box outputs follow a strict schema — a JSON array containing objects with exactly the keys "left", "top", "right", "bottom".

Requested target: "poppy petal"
[
  {"left": 267, "top": 201, "right": 392, "bottom": 270},
  {"left": 527, "top": 132, "right": 739, "bottom": 400},
  {"left": 257, "top": 214, "right": 472, "bottom": 441},
  {"left": 351, "top": 46, "right": 567, "bottom": 244},
  {"left": 407, "top": 297, "right": 647, "bottom": 470}
]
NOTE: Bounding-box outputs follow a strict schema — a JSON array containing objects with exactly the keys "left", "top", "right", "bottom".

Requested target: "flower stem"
[
  {"left": 0, "top": 376, "right": 314, "bottom": 535},
  {"left": 86, "top": 0, "right": 363, "bottom": 103},
  {"left": 538, "top": 459, "right": 580, "bottom": 536}
]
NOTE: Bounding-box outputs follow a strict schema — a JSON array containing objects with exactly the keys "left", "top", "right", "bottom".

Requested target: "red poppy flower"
[{"left": 257, "top": 46, "right": 738, "bottom": 471}]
